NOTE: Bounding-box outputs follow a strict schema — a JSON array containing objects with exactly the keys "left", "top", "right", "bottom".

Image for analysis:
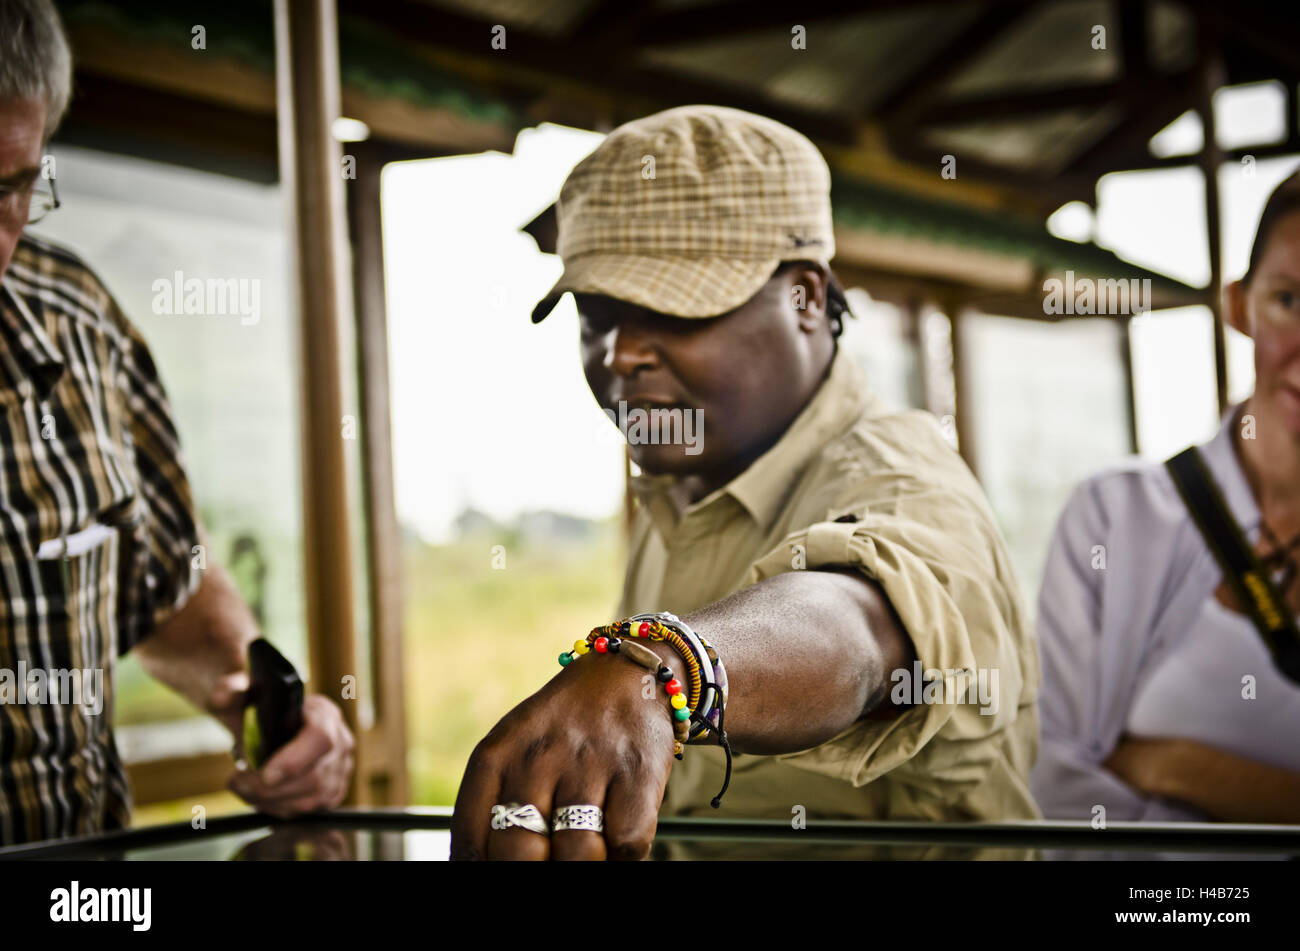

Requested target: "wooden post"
[
  {"left": 948, "top": 302, "right": 978, "bottom": 477},
  {"left": 347, "top": 140, "right": 409, "bottom": 805},
  {"left": 273, "top": 0, "right": 361, "bottom": 793},
  {"left": 1118, "top": 314, "right": 1141, "bottom": 454},
  {"left": 903, "top": 296, "right": 927, "bottom": 411},
  {"left": 623, "top": 447, "right": 636, "bottom": 543},
  {"left": 1196, "top": 13, "right": 1229, "bottom": 414}
]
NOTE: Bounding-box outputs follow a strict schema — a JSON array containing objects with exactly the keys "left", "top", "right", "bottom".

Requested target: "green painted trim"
[
  {"left": 831, "top": 173, "right": 1198, "bottom": 292},
  {"left": 59, "top": 0, "right": 520, "bottom": 128}
]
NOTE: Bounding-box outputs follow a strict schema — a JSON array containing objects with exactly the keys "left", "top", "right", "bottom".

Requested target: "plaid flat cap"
[{"left": 531, "top": 104, "right": 836, "bottom": 323}]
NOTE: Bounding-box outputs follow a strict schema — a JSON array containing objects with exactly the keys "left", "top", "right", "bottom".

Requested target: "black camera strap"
[{"left": 1165, "top": 446, "right": 1300, "bottom": 686}]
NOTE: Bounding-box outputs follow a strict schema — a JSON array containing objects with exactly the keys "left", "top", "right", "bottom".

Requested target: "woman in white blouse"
[{"left": 1032, "top": 171, "right": 1300, "bottom": 824}]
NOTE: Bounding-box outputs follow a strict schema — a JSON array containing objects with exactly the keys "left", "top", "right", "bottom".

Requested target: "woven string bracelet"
[{"left": 560, "top": 633, "right": 691, "bottom": 757}]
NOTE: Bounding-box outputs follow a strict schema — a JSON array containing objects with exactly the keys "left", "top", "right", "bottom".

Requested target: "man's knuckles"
[{"left": 605, "top": 833, "right": 653, "bottom": 862}]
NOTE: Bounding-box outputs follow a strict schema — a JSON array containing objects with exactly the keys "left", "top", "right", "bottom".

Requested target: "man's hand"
[
  {"left": 134, "top": 563, "right": 356, "bottom": 817},
  {"left": 228, "top": 694, "right": 355, "bottom": 819},
  {"left": 450, "top": 570, "right": 915, "bottom": 860},
  {"left": 450, "top": 644, "right": 679, "bottom": 861}
]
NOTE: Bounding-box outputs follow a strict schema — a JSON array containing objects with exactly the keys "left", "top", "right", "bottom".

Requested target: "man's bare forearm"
[
  {"left": 132, "top": 563, "right": 259, "bottom": 734},
  {"left": 1154, "top": 740, "right": 1300, "bottom": 823},
  {"left": 653, "top": 567, "right": 914, "bottom": 756}
]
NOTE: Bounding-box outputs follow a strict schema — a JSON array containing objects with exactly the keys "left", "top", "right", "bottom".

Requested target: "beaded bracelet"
[
  {"left": 578, "top": 613, "right": 733, "bottom": 808},
  {"left": 589, "top": 617, "right": 704, "bottom": 715},
  {"left": 559, "top": 634, "right": 689, "bottom": 758},
  {"left": 616, "top": 613, "right": 727, "bottom": 741}
]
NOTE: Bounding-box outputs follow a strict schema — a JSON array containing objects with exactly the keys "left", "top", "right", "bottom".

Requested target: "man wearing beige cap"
[{"left": 451, "top": 105, "right": 1039, "bottom": 861}]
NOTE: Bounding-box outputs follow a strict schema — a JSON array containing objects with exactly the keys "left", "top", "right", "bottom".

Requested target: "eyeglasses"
[
  {"left": 27, "top": 176, "right": 60, "bottom": 225},
  {"left": 0, "top": 175, "right": 61, "bottom": 227}
]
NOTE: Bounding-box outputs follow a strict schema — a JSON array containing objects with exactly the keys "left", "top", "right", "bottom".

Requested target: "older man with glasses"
[{"left": 0, "top": 0, "right": 354, "bottom": 844}]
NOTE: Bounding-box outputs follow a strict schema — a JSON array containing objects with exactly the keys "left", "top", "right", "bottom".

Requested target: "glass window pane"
[
  {"left": 841, "top": 292, "right": 924, "bottom": 411},
  {"left": 1130, "top": 306, "right": 1221, "bottom": 460},
  {"left": 382, "top": 126, "right": 625, "bottom": 805},
  {"left": 963, "top": 313, "right": 1132, "bottom": 607},
  {"left": 29, "top": 145, "right": 304, "bottom": 760}
]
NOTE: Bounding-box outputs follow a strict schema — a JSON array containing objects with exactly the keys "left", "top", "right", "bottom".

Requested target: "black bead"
[
  {"left": 657, "top": 666, "right": 673, "bottom": 683},
  {"left": 607, "top": 637, "right": 621, "bottom": 652}
]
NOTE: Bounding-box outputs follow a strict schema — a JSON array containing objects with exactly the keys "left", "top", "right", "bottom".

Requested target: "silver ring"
[
  {"left": 490, "top": 802, "right": 548, "bottom": 835},
  {"left": 552, "top": 804, "right": 604, "bottom": 833}
]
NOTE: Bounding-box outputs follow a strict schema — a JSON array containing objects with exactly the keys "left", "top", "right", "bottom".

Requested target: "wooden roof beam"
[
  {"left": 915, "top": 73, "right": 1193, "bottom": 126},
  {"left": 568, "top": 0, "right": 660, "bottom": 44},
  {"left": 634, "top": 0, "right": 993, "bottom": 47},
  {"left": 1119, "top": 0, "right": 1150, "bottom": 80},
  {"left": 1105, "top": 135, "right": 1300, "bottom": 172},
  {"left": 1220, "top": 1, "right": 1300, "bottom": 82},
  {"left": 1065, "top": 73, "right": 1199, "bottom": 181},
  {"left": 877, "top": 129, "right": 1091, "bottom": 211}
]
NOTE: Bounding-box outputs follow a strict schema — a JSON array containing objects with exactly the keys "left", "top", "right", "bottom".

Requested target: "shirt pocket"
[{"left": 51, "top": 528, "right": 123, "bottom": 672}]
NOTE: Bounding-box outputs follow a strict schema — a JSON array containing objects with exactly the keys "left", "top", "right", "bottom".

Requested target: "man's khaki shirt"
[{"left": 617, "top": 346, "right": 1040, "bottom": 834}]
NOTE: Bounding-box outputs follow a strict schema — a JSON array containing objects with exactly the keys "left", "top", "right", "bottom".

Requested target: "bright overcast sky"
[
  {"left": 382, "top": 87, "right": 1300, "bottom": 543},
  {"left": 382, "top": 124, "right": 616, "bottom": 544}
]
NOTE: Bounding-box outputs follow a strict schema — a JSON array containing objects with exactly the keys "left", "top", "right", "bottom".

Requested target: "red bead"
[
  {"left": 594, "top": 637, "right": 608, "bottom": 653},
  {"left": 638, "top": 621, "right": 651, "bottom": 637},
  {"left": 665, "top": 679, "right": 681, "bottom": 695}
]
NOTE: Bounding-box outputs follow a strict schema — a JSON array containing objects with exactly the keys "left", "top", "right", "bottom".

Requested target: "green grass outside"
[
  {"left": 116, "top": 517, "right": 626, "bottom": 820},
  {"left": 401, "top": 521, "right": 626, "bottom": 806}
]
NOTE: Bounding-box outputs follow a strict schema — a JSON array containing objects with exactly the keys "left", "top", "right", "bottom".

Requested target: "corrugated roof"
[{"left": 639, "top": 5, "right": 984, "bottom": 115}]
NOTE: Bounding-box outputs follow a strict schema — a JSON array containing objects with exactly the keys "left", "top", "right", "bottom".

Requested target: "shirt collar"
[
  {"left": 1198, "top": 402, "right": 1262, "bottom": 533},
  {"left": 1, "top": 269, "right": 65, "bottom": 400},
  {"left": 630, "top": 346, "right": 878, "bottom": 537}
]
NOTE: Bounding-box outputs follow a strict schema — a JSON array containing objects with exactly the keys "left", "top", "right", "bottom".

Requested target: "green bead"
[
  {"left": 559, "top": 652, "right": 573, "bottom": 666},
  {"left": 673, "top": 707, "right": 691, "bottom": 722}
]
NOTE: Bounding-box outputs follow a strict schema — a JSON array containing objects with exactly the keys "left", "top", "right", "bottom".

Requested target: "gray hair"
[{"left": 0, "top": 0, "right": 73, "bottom": 141}]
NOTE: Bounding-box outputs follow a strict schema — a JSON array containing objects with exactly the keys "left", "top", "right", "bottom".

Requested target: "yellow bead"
[
  {"left": 670, "top": 693, "right": 687, "bottom": 709},
  {"left": 573, "top": 640, "right": 589, "bottom": 655}
]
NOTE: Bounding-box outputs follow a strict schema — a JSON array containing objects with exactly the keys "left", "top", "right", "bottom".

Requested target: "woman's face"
[{"left": 1232, "top": 208, "right": 1300, "bottom": 437}]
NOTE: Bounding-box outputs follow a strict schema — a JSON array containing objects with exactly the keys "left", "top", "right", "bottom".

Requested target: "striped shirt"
[{"left": 0, "top": 234, "right": 201, "bottom": 844}]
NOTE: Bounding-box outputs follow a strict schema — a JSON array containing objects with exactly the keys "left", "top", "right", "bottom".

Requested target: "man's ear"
[
  {"left": 1224, "top": 279, "right": 1251, "bottom": 338},
  {"left": 787, "top": 264, "right": 827, "bottom": 331}
]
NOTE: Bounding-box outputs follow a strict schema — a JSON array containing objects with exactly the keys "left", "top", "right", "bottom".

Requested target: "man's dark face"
[{"left": 577, "top": 264, "right": 835, "bottom": 491}]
